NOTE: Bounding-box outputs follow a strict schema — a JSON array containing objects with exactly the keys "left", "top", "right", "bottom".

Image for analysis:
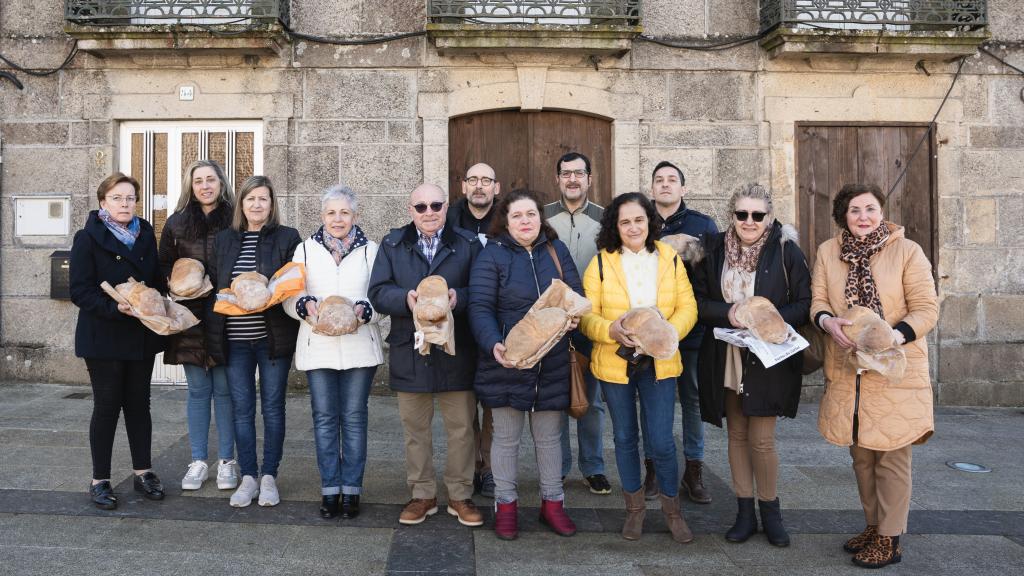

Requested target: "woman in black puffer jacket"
[
  {"left": 468, "top": 189, "right": 583, "bottom": 540},
  {"left": 158, "top": 159, "right": 239, "bottom": 493}
]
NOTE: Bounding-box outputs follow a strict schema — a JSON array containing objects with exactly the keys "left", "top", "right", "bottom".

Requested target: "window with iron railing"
[
  {"left": 759, "top": 0, "right": 986, "bottom": 33},
  {"left": 65, "top": 0, "right": 289, "bottom": 26},
  {"left": 428, "top": 0, "right": 641, "bottom": 26}
]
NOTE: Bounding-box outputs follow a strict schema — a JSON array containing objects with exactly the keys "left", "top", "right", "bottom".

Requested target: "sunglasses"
[
  {"left": 734, "top": 210, "right": 767, "bottom": 223},
  {"left": 412, "top": 201, "right": 445, "bottom": 214}
]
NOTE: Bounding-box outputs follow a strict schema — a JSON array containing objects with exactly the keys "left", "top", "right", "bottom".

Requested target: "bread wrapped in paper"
[
  {"left": 168, "top": 258, "right": 206, "bottom": 298},
  {"left": 414, "top": 275, "right": 449, "bottom": 323},
  {"left": 660, "top": 233, "right": 705, "bottom": 263},
  {"left": 735, "top": 296, "right": 788, "bottom": 344},
  {"left": 840, "top": 305, "right": 907, "bottom": 382},
  {"left": 504, "top": 308, "right": 569, "bottom": 365},
  {"left": 314, "top": 295, "right": 360, "bottom": 337},
  {"left": 231, "top": 271, "right": 271, "bottom": 311},
  {"left": 116, "top": 279, "right": 166, "bottom": 317},
  {"left": 529, "top": 278, "right": 592, "bottom": 318},
  {"left": 620, "top": 307, "right": 679, "bottom": 360}
]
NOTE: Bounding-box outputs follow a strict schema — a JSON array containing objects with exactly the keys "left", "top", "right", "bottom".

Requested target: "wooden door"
[
  {"left": 795, "top": 123, "right": 936, "bottom": 268},
  {"left": 448, "top": 110, "right": 613, "bottom": 208}
]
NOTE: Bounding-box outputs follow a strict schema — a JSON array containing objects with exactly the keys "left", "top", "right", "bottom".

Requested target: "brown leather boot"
[
  {"left": 642, "top": 458, "right": 659, "bottom": 500},
  {"left": 658, "top": 494, "right": 694, "bottom": 544},
  {"left": 681, "top": 459, "right": 712, "bottom": 504},
  {"left": 621, "top": 489, "right": 646, "bottom": 541}
]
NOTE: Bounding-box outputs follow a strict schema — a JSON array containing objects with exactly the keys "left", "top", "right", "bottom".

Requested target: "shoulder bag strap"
[{"left": 544, "top": 242, "right": 564, "bottom": 280}]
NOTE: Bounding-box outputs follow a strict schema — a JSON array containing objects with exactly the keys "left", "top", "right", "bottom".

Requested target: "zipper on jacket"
[
  {"left": 852, "top": 371, "right": 862, "bottom": 444},
  {"left": 526, "top": 248, "right": 543, "bottom": 410}
]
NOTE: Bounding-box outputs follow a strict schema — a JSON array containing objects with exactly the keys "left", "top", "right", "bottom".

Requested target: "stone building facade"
[{"left": 1, "top": 1, "right": 1021, "bottom": 405}]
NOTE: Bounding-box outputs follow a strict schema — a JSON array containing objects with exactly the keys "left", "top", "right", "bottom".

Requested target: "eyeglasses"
[
  {"left": 106, "top": 195, "right": 137, "bottom": 204},
  {"left": 464, "top": 176, "right": 494, "bottom": 187},
  {"left": 559, "top": 169, "right": 589, "bottom": 179},
  {"left": 411, "top": 201, "right": 445, "bottom": 214},
  {"left": 734, "top": 210, "right": 767, "bottom": 223}
]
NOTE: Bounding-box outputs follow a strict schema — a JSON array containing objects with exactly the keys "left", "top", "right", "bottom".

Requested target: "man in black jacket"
[
  {"left": 446, "top": 162, "right": 500, "bottom": 242},
  {"left": 368, "top": 183, "right": 484, "bottom": 527},
  {"left": 646, "top": 161, "right": 719, "bottom": 503}
]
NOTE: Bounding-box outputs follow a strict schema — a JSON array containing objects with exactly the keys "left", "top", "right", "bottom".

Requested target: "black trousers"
[{"left": 85, "top": 357, "right": 155, "bottom": 480}]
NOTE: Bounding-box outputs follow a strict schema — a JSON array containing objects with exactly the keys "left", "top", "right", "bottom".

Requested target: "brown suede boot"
[
  {"left": 681, "top": 459, "right": 712, "bottom": 504},
  {"left": 622, "top": 489, "right": 646, "bottom": 541},
  {"left": 658, "top": 494, "right": 694, "bottom": 544}
]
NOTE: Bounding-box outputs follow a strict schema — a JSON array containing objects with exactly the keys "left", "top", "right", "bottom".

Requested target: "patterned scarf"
[
  {"left": 313, "top": 224, "right": 367, "bottom": 265},
  {"left": 98, "top": 209, "right": 141, "bottom": 249},
  {"left": 840, "top": 223, "right": 891, "bottom": 318},
  {"left": 724, "top": 224, "right": 771, "bottom": 274}
]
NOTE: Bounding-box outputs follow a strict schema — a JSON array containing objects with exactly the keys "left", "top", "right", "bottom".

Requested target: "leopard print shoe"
[
  {"left": 852, "top": 535, "right": 902, "bottom": 569},
  {"left": 844, "top": 525, "right": 878, "bottom": 553}
]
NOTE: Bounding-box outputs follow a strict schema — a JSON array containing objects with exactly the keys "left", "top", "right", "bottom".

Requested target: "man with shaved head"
[
  {"left": 369, "top": 183, "right": 483, "bottom": 527},
  {"left": 448, "top": 162, "right": 500, "bottom": 243}
]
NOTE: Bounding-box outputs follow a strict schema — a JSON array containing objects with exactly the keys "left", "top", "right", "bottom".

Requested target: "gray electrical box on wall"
[{"left": 50, "top": 250, "right": 72, "bottom": 300}]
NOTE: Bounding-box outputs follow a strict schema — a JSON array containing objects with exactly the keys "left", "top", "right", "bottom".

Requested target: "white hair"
[{"left": 321, "top": 184, "right": 358, "bottom": 212}]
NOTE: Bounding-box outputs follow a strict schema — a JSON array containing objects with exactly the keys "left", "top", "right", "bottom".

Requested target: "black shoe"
[
  {"left": 90, "top": 480, "right": 117, "bottom": 510},
  {"left": 584, "top": 474, "right": 612, "bottom": 495},
  {"left": 725, "top": 497, "right": 757, "bottom": 543},
  {"left": 479, "top": 471, "right": 495, "bottom": 499},
  {"left": 341, "top": 494, "right": 360, "bottom": 519},
  {"left": 320, "top": 495, "right": 340, "bottom": 519},
  {"left": 133, "top": 471, "right": 165, "bottom": 501},
  {"left": 758, "top": 498, "right": 790, "bottom": 547},
  {"left": 473, "top": 471, "right": 482, "bottom": 495}
]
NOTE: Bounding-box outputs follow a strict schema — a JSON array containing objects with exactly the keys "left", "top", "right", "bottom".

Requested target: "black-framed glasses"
[
  {"left": 734, "top": 210, "right": 767, "bottom": 222},
  {"left": 464, "top": 176, "right": 494, "bottom": 187},
  {"left": 412, "top": 201, "right": 445, "bottom": 214},
  {"left": 559, "top": 169, "right": 589, "bottom": 179}
]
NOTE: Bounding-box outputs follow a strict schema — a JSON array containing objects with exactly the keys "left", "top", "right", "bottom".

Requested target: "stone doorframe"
[{"left": 418, "top": 64, "right": 645, "bottom": 195}]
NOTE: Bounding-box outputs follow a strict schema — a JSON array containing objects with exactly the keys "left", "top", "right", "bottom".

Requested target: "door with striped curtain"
[{"left": 119, "top": 121, "right": 264, "bottom": 384}]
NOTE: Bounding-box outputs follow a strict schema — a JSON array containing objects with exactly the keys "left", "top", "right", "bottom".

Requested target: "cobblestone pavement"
[{"left": 1, "top": 382, "right": 1021, "bottom": 575}]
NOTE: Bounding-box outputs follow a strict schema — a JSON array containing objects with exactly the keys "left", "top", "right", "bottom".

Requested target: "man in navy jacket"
[
  {"left": 648, "top": 161, "right": 719, "bottom": 504},
  {"left": 368, "top": 183, "right": 484, "bottom": 527}
]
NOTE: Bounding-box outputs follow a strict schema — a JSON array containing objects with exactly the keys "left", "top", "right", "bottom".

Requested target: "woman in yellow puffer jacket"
[{"left": 579, "top": 193, "right": 697, "bottom": 544}]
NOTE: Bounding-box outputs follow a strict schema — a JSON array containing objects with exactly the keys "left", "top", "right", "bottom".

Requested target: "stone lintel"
[
  {"left": 760, "top": 28, "right": 991, "bottom": 61},
  {"left": 65, "top": 24, "right": 289, "bottom": 57},
  {"left": 427, "top": 24, "right": 640, "bottom": 56}
]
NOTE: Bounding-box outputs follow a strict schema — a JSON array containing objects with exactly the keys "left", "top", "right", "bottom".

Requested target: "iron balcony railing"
[
  {"left": 428, "top": 0, "right": 641, "bottom": 26},
  {"left": 65, "top": 0, "right": 289, "bottom": 25},
  {"left": 759, "top": 0, "right": 987, "bottom": 32}
]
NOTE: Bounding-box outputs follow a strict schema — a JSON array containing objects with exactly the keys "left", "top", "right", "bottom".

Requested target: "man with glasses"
[
  {"left": 645, "top": 160, "right": 719, "bottom": 503},
  {"left": 368, "top": 183, "right": 484, "bottom": 527},
  {"left": 543, "top": 152, "right": 611, "bottom": 496},
  {"left": 448, "top": 163, "right": 500, "bottom": 244}
]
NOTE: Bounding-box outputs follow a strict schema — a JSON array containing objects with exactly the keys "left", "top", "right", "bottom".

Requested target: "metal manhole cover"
[{"left": 946, "top": 461, "right": 991, "bottom": 473}]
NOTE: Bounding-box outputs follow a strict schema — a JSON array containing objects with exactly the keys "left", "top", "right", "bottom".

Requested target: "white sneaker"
[
  {"left": 181, "top": 460, "right": 208, "bottom": 491},
  {"left": 216, "top": 459, "right": 240, "bottom": 490},
  {"left": 229, "top": 475, "right": 259, "bottom": 507},
  {"left": 257, "top": 474, "right": 280, "bottom": 507}
]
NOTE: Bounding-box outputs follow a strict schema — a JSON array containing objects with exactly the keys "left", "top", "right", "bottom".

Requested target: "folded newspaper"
[{"left": 713, "top": 325, "right": 809, "bottom": 369}]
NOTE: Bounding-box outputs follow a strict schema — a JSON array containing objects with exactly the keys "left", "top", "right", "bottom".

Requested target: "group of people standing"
[{"left": 70, "top": 150, "right": 937, "bottom": 570}]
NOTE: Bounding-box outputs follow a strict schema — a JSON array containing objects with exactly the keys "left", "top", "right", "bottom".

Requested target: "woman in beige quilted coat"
[{"left": 810, "top": 183, "right": 938, "bottom": 569}]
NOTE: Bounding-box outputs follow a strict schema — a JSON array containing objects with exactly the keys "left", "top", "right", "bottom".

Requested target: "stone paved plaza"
[{"left": 1, "top": 382, "right": 1022, "bottom": 575}]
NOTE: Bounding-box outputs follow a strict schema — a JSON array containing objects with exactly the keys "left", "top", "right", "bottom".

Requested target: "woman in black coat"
[
  {"left": 70, "top": 172, "right": 167, "bottom": 510},
  {"left": 206, "top": 175, "right": 301, "bottom": 509},
  {"left": 158, "top": 159, "right": 238, "bottom": 492},
  {"left": 691, "top": 184, "right": 811, "bottom": 547},
  {"left": 468, "top": 189, "right": 583, "bottom": 540}
]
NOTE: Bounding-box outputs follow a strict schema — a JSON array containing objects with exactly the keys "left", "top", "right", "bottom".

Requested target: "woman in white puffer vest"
[{"left": 284, "top": 184, "right": 385, "bottom": 521}]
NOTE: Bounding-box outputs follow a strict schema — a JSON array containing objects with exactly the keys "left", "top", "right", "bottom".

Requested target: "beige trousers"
[
  {"left": 725, "top": 390, "right": 779, "bottom": 501},
  {"left": 397, "top": 390, "right": 477, "bottom": 501},
  {"left": 850, "top": 443, "right": 913, "bottom": 537}
]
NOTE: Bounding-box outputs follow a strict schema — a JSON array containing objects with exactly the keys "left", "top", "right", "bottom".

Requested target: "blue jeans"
[
  {"left": 601, "top": 366, "right": 678, "bottom": 496},
  {"left": 306, "top": 367, "right": 376, "bottom": 496},
  {"left": 183, "top": 364, "right": 235, "bottom": 462},
  {"left": 560, "top": 332, "right": 605, "bottom": 478},
  {"left": 641, "top": 349, "right": 705, "bottom": 462},
  {"left": 226, "top": 339, "right": 290, "bottom": 479}
]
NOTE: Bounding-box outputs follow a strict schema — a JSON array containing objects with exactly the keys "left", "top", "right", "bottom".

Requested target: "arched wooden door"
[{"left": 448, "top": 110, "right": 613, "bottom": 208}]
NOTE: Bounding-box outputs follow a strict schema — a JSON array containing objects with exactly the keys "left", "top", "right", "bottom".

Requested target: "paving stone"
[{"left": 388, "top": 525, "right": 475, "bottom": 575}]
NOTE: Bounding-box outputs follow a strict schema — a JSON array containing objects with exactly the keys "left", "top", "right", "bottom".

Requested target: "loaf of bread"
[
  {"left": 168, "top": 258, "right": 205, "bottom": 297},
  {"left": 735, "top": 296, "right": 788, "bottom": 344},
  {"left": 504, "top": 307, "right": 569, "bottom": 364},
  {"left": 840, "top": 306, "right": 894, "bottom": 353},
  {"left": 231, "top": 271, "right": 271, "bottom": 311},
  {"left": 531, "top": 279, "right": 592, "bottom": 318},
  {"left": 660, "top": 233, "right": 705, "bottom": 263},
  {"left": 620, "top": 307, "right": 679, "bottom": 360},
  {"left": 414, "top": 275, "right": 449, "bottom": 323},
  {"left": 115, "top": 279, "right": 166, "bottom": 317},
  {"left": 314, "top": 295, "right": 360, "bottom": 336}
]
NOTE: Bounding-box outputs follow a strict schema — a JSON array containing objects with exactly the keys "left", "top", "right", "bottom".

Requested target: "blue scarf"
[{"left": 98, "top": 209, "right": 141, "bottom": 249}]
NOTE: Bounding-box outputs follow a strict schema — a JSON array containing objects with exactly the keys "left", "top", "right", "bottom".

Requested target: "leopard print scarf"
[
  {"left": 840, "top": 223, "right": 891, "bottom": 318},
  {"left": 725, "top": 224, "right": 771, "bottom": 273}
]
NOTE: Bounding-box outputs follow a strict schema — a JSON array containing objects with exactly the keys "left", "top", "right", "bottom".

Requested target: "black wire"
[
  {"left": 885, "top": 56, "right": 967, "bottom": 199},
  {"left": 978, "top": 44, "right": 1024, "bottom": 76},
  {"left": 636, "top": 31, "right": 768, "bottom": 51},
  {"left": 0, "top": 40, "right": 79, "bottom": 77}
]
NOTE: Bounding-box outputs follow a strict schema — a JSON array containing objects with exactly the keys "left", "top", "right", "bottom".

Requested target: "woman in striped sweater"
[{"left": 207, "top": 175, "right": 301, "bottom": 508}]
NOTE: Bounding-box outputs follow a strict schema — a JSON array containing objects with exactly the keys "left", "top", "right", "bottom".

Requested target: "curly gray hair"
[{"left": 727, "top": 183, "right": 774, "bottom": 223}]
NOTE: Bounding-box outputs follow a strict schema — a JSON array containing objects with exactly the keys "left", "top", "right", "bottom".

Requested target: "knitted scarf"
[{"left": 840, "top": 223, "right": 891, "bottom": 318}]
